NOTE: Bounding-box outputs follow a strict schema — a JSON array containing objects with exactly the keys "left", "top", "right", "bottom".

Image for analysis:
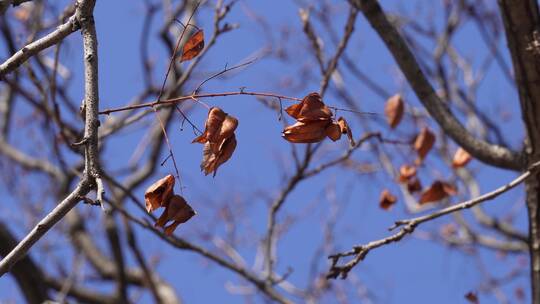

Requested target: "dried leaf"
[
  {"left": 406, "top": 178, "right": 422, "bottom": 193},
  {"left": 201, "top": 134, "right": 237, "bottom": 176},
  {"left": 325, "top": 122, "right": 341, "bottom": 141},
  {"left": 282, "top": 120, "right": 330, "bottom": 143},
  {"left": 414, "top": 127, "right": 436, "bottom": 164},
  {"left": 384, "top": 94, "right": 404, "bottom": 128},
  {"left": 452, "top": 147, "right": 472, "bottom": 168},
  {"left": 465, "top": 292, "right": 479, "bottom": 304},
  {"left": 337, "top": 117, "right": 355, "bottom": 146},
  {"left": 144, "top": 175, "right": 175, "bottom": 213},
  {"left": 398, "top": 164, "right": 417, "bottom": 182},
  {"left": 419, "top": 181, "right": 457, "bottom": 204},
  {"left": 192, "top": 107, "right": 227, "bottom": 144},
  {"left": 285, "top": 92, "right": 333, "bottom": 122},
  {"left": 379, "top": 189, "right": 397, "bottom": 210},
  {"left": 155, "top": 195, "right": 196, "bottom": 236},
  {"left": 180, "top": 30, "right": 204, "bottom": 62}
]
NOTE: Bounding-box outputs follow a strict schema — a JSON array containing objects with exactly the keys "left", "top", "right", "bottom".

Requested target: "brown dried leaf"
[
  {"left": 419, "top": 181, "right": 457, "bottom": 204},
  {"left": 201, "top": 134, "right": 237, "bottom": 177},
  {"left": 452, "top": 147, "right": 472, "bottom": 168},
  {"left": 282, "top": 120, "right": 330, "bottom": 143},
  {"left": 465, "top": 292, "right": 479, "bottom": 304},
  {"left": 285, "top": 92, "right": 333, "bottom": 122},
  {"left": 384, "top": 94, "right": 404, "bottom": 128},
  {"left": 379, "top": 189, "right": 397, "bottom": 210},
  {"left": 325, "top": 122, "right": 341, "bottom": 141},
  {"left": 406, "top": 178, "right": 422, "bottom": 193},
  {"left": 414, "top": 127, "right": 436, "bottom": 164},
  {"left": 144, "top": 175, "right": 175, "bottom": 213},
  {"left": 337, "top": 117, "right": 355, "bottom": 146},
  {"left": 155, "top": 195, "right": 196, "bottom": 236},
  {"left": 398, "top": 164, "right": 417, "bottom": 182},
  {"left": 180, "top": 30, "right": 204, "bottom": 62},
  {"left": 192, "top": 107, "right": 226, "bottom": 144}
]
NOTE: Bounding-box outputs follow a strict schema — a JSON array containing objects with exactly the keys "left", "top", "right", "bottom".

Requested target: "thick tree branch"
[{"left": 349, "top": 0, "right": 523, "bottom": 171}]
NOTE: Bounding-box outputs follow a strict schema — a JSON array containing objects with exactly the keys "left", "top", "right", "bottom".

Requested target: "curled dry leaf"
[
  {"left": 414, "top": 127, "right": 436, "bottom": 164},
  {"left": 144, "top": 175, "right": 175, "bottom": 213},
  {"left": 283, "top": 120, "right": 329, "bottom": 143},
  {"left": 193, "top": 107, "right": 238, "bottom": 177},
  {"left": 180, "top": 29, "right": 204, "bottom": 62},
  {"left": 419, "top": 180, "right": 457, "bottom": 204},
  {"left": 464, "top": 292, "right": 479, "bottom": 304},
  {"left": 398, "top": 164, "right": 417, "bottom": 182},
  {"left": 384, "top": 94, "right": 404, "bottom": 128},
  {"left": 406, "top": 178, "right": 422, "bottom": 193},
  {"left": 325, "top": 122, "right": 341, "bottom": 141},
  {"left": 337, "top": 117, "right": 355, "bottom": 146},
  {"left": 201, "top": 134, "right": 237, "bottom": 176},
  {"left": 452, "top": 147, "right": 472, "bottom": 168},
  {"left": 379, "top": 189, "right": 397, "bottom": 210},
  {"left": 285, "top": 92, "right": 332, "bottom": 122},
  {"left": 155, "top": 195, "right": 196, "bottom": 236}
]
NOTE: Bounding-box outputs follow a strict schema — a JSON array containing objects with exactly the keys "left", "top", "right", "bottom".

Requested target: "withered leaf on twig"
[
  {"left": 144, "top": 175, "right": 175, "bottom": 213},
  {"left": 180, "top": 29, "right": 204, "bottom": 62},
  {"left": 379, "top": 189, "right": 397, "bottom": 210},
  {"left": 406, "top": 178, "right": 422, "bottom": 193},
  {"left": 419, "top": 180, "right": 457, "bottom": 204},
  {"left": 285, "top": 92, "right": 332, "bottom": 122},
  {"left": 283, "top": 120, "right": 329, "bottom": 143},
  {"left": 155, "top": 195, "right": 196, "bottom": 236},
  {"left": 337, "top": 117, "right": 355, "bottom": 146},
  {"left": 193, "top": 107, "right": 238, "bottom": 177},
  {"left": 384, "top": 94, "right": 404, "bottom": 128},
  {"left": 452, "top": 147, "right": 472, "bottom": 168},
  {"left": 414, "top": 127, "right": 436, "bottom": 164}
]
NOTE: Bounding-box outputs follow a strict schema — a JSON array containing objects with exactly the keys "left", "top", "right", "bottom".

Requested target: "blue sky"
[{"left": 0, "top": 0, "right": 530, "bottom": 303}]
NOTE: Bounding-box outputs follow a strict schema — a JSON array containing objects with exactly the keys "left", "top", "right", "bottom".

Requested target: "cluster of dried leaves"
[
  {"left": 282, "top": 92, "right": 354, "bottom": 146},
  {"left": 193, "top": 107, "right": 238, "bottom": 176},
  {"left": 378, "top": 95, "right": 472, "bottom": 210},
  {"left": 144, "top": 175, "right": 196, "bottom": 235}
]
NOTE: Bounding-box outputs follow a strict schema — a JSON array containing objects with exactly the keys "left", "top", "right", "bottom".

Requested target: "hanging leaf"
[
  {"left": 414, "top": 127, "right": 436, "bottom": 164},
  {"left": 398, "top": 164, "right": 417, "bottom": 182},
  {"left": 155, "top": 195, "right": 196, "bottom": 236},
  {"left": 406, "top": 178, "right": 422, "bottom": 193},
  {"left": 379, "top": 189, "right": 397, "bottom": 210},
  {"left": 201, "top": 134, "right": 237, "bottom": 177},
  {"left": 337, "top": 117, "right": 355, "bottom": 146},
  {"left": 464, "top": 292, "right": 479, "bottom": 304},
  {"left": 180, "top": 29, "right": 205, "bottom": 62},
  {"left": 452, "top": 147, "right": 472, "bottom": 168},
  {"left": 282, "top": 120, "right": 330, "bottom": 143},
  {"left": 419, "top": 180, "right": 457, "bottom": 204},
  {"left": 384, "top": 94, "right": 404, "bottom": 128},
  {"left": 144, "top": 175, "right": 175, "bottom": 213},
  {"left": 193, "top": 107, "right": 238, "bottom": 177},
  {"left": 285, "top": 92, "right": 333, "bottom": 122}
]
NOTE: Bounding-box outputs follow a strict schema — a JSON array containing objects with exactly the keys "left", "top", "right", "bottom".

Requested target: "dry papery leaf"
[
  {"left": 282, "top": 92, "right": 355, "bottom": 145},
  {"left": 379, "top": 189, "right": 397, "bottom": 210},
  {"left": 193, "top": 107, "right": 238, "bottom": 177},
  {"left": 398, "top": 164, "right": 417, "bottom": 183},
  {"left": 285, "top": 92, "right": 332, "bottom": 122},
  {"left": 155, "top": 195, "right": 196, "bottom": 236},
  {"left": 144, "top": 175, "right": 175, "bottom": 213},
  {"left": 180, "top": 29, "right": 204, "bottom": 62},
  {"left": 414, "top": 127, "right": 436, "bottom": 164},
  {"left": 464, "top": 291, "right": 479, "bottom": 304},
  {"left": 452, "top": 147, "right": 472, "bottom": 168},
  {"left": 419, "top": 180, "right": 457, "bottom": 205},
  {"left": 384, "top": 94, "right": 404, "bottom": 129}
]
